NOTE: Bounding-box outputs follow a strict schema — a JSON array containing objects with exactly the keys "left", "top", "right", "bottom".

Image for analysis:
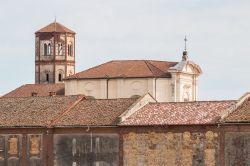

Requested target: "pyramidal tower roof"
[{"left": 36, "top": 21, "right": 75, "bottom": 34}]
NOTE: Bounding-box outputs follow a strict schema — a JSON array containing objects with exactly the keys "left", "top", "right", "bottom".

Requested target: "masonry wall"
[
  {"left": 1, "top": 125, "right": 250, "bottom": 166},
  {"left": 222, "top": 125, "right": 250, "bottom": 166},
  {"left": 122, "top": 129, "right": 220, "bottom": 166},
  {"left": 0, "top": 128, "right": 47, "bottom": 166}
]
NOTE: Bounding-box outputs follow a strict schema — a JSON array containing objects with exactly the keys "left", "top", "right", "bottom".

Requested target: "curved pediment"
[{"left": 168, "top": 60, "right": 202, "bottom": 75}]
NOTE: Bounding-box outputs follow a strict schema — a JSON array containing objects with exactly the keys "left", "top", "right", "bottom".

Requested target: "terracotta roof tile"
[
  {"left": 3, "top": 84, "right": 65, "bottom": 98},
  {"left": 120, "top": 101, "right": 235, "bottom": 126},
  {"left": 65, "top": 60, "right": 177, "bottom": 80},
  {"left": 36, "top": 22, "right": 75, "bottom": 34},
  {"left": 53, "top": 98, "right": 136, "bottom": 127},
  {"left": 224, "top": 98, "right": 250, "bottom": 122},
  {"left": 0, "top": 96, "right": 82, "bottom": 127}
]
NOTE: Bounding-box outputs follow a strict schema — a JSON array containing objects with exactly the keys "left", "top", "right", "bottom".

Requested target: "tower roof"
[{"left": 36, "top": 21, "right": 75, "bottom": 34}]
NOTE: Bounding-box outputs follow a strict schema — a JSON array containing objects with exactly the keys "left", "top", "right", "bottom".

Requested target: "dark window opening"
[
  {"left": 44, "top": 44, "right": 47, "bottom": 56},
  {"left": 46, "top": 74, "right": 49, "bottom": 82},
  {"left": 68, "top": 44, "right": 73, "bottom": 56},
  {"left": 48, "top": 43, "right": 51, "bottom": 55},
  {"left": 70, "top": 45, "right": 73, "bottom": 56},
  {"left": 58, "top": 74, "right": 62, "bottom": 82},
  {"left": 68, "top": 45, "right": 70, "bottom": 56}
]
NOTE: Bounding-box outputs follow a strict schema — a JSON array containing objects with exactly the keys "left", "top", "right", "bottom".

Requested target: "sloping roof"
[
  {"left": 0, "top": 96, "right": 135, "bottom": 128},
  {"left": 224, "top": 95, "right": 250, "bottom": 122},
  {"left": 36, "top": 22, "right": 75, "bottom": 34},
  {"left": 3, "top": 84, "right": 65, "bottom": 97},
  {"left": 65, "top": 60, "right": 178, "bottom": 80},
  {"left": 53, "top": 98, "right": 137, "bottom": 127},
  {"left": 0, "top": 96, "right": 82, "bottom": 127},
  {"left": 120, "top": 101, "right": 236, "bottom": 126}
]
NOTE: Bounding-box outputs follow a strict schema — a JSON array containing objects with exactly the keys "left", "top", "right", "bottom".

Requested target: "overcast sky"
[{"left": 0, "top": 0, "right": 250, "bottom": 100}]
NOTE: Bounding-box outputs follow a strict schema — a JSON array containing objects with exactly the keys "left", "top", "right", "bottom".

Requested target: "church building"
[
  {"left": 2, "top": 22, "right": 250, "bottom": 166},
  {"left": 34, "top": 21, "right": 201, "bottom": 102}
]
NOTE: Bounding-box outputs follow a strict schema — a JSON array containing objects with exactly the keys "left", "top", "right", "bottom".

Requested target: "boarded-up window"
[
  {"left": 225, "top": 132, "right": 250, "bottom": 165},
  {"left": 54, "top": 134, "right": 119, "bottom": 166}
]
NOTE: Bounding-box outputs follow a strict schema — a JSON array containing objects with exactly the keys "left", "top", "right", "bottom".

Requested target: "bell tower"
[{"left": 35, "top": 21, "right": 76, "bottom": 84}]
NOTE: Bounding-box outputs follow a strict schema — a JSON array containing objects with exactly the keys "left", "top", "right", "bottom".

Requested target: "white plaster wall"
[
  {"left": 155, "top": 78, "right": 172, "bottom": 102},
  {"left": 65, "top": 78, "right": 174, "bottom": 101},
  {"left": 65, "top": 79, "right": 107, "bottom": 98},
  {"left": 117, "top": 78, "right": 149, "bottom": 98},
  {"left": 66, "top": 66, "right": 75, "bottom": 76},
  {"left": 174, "top": 73, "right": 197, "bottom": 102},
  {"left": 65, "top": 80, "right": 78, "bottom": 95}
]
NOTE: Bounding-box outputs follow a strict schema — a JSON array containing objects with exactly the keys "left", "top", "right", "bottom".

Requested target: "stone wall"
[
  {"left": 225, "top": 132, "right": 250, "bottom": 166},
  {"left": 123, "top": 131, "right": 219, "bottom": 166}
]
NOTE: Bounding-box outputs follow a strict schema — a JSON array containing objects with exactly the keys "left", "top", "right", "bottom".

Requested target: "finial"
[
  {"left": 184, "top": 36, "right": 187, "bottom": 51},
  {"left": 182, "top": 36, "right": 189, "bottom": 61},
  {"left": 54, "top": 15, "right": 57, "bottom": 32}
]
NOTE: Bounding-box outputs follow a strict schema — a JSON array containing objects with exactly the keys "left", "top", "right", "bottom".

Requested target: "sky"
[{"left": 0, "top": 0, "right": 250, "bottom": 100}]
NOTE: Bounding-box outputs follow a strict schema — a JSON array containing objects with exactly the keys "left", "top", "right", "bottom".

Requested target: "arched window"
[
  {"left": 47, "top": 43, "right": 51, "bottom": 55},
  {"left": 58, "top": 43, "right": 63, "bottom": 55},
  {"left": 44, "top": 43, "right": 47, "bottom": 56},
  {"left": 46, "top": 73, "right": 49, "bottom": 82},
  {"left": 67, "top": 45, "right": 70, "bottom": 56},
  {"left": 58, "top": 73, "right": 62, "bottom": 82},
  {"left": 68, "top": 44, "right": 73, "bottom": 56},
  {"left": 70, "top": 45, "right": 73, "bottom": 56}
]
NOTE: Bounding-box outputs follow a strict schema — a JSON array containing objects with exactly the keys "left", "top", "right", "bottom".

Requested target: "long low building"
[{"left": 0, "top": 93, "right": 250, "bottom": 166}]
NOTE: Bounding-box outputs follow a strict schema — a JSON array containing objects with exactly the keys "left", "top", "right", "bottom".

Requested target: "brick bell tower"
[{"left": 35, "top": 21, "right": 76, "bottom": 84}]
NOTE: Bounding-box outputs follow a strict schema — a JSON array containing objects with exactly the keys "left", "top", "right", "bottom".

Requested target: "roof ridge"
[
  {"left": 149, "top": 100, "right": 236, "bottom": 104},
  {"left": 36, "top": 22, "right": 75, "bottom": 33},
  {"left": 144, "top": 60, "right": 167, "bottom": 76},
  {"left": 48, "top": 96, "right": 85, "bottom": 128},
  {"left": 65, "top": 61, "right": 113, "bottom": 79}
]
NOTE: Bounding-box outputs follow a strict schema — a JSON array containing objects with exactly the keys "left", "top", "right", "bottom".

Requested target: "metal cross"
[{"left": 184, "top": 36, "right": 187, "bottom": 51}]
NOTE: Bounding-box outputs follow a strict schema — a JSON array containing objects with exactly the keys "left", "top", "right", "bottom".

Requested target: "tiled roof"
[
  {"left": 0, "top": 96, "right": 135, "bottom": 128},
  {"left": 65, "top": 60, "right": 178, "bottom": 80},
  {"left": 224, "top": 97, "right": 250, "bottom": 122},
  {"left": 36, "top": 22, "right": 75, "bottom": 34},
  {"left": 53, "top": 98, "right": 137, "bottom": 127},
  {"left": 120, "top": 101, "right": 236, "bottom": 126},
  {"left": 3, "top": 84, "right": 65, "bottom": 97},
  {"left": 0, "top": 96, "right": 82, "bottom": 127}
]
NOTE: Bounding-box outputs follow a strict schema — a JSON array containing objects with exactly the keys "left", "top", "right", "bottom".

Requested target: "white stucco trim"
[{"left": 117, "top": 93, "right": 157, "bottom": 123}]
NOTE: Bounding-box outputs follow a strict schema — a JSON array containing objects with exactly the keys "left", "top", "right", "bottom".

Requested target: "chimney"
[
  {"left": 31, "top": 92, "right": 38, "bottom": 97},
  {"left": 49, "top": 91, "right": 56, "bottom": 96}
]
